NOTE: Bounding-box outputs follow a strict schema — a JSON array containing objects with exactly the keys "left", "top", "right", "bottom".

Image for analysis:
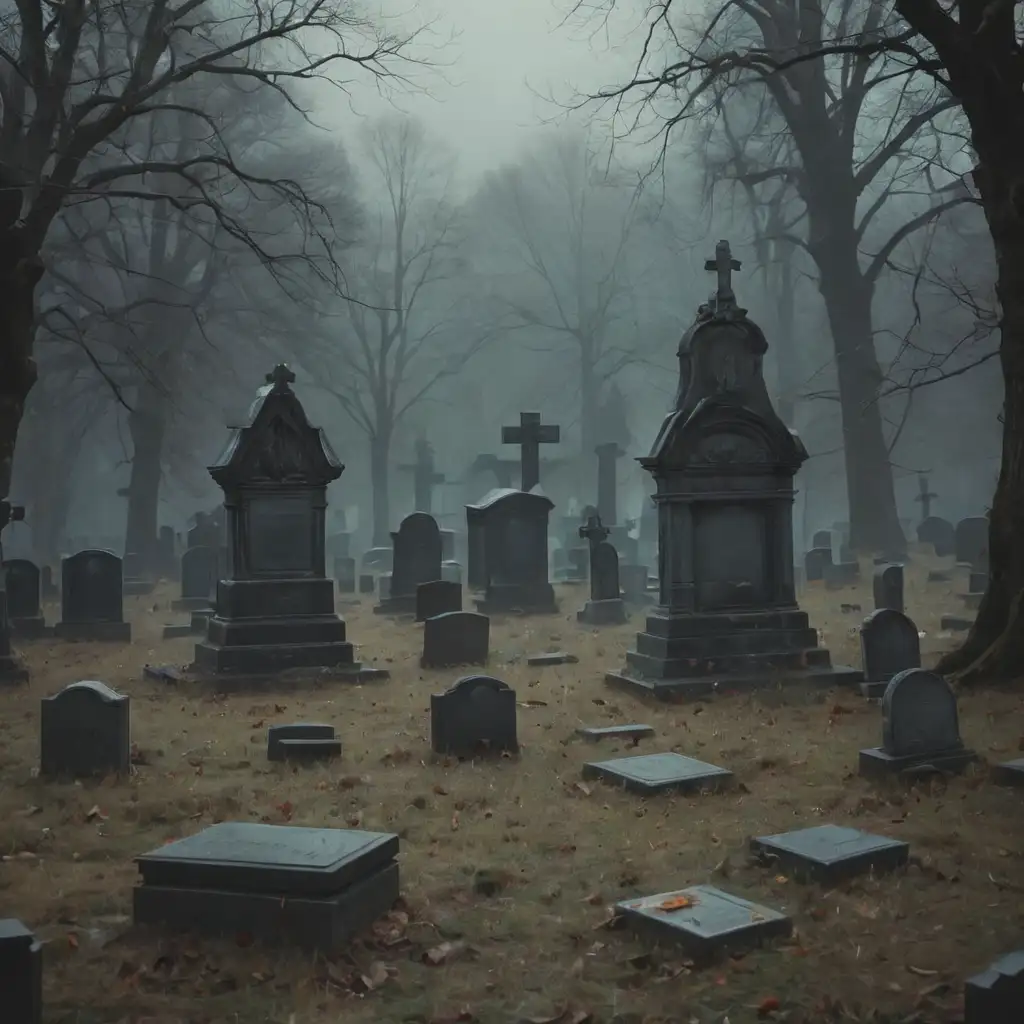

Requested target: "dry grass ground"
[{"left": 1, "top": 552, "right": 1022, "bottom": 1024}]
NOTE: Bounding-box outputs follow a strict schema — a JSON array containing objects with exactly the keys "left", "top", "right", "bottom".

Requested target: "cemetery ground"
[{"left": 2, "top": 558, "right": 1023, "bottom": 1024}]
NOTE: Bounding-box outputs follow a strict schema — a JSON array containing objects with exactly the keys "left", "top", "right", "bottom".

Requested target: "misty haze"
[{"left": 0, "top": 1, "right": 1021, "bottom": 1021}]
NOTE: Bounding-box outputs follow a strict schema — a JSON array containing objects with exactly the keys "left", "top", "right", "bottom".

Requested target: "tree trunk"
[
  {"left": 773, "top": 237, "right": 799, "bottom": 428},
  {"left": 124, "top": 383, "right": 168, "bottom": 574},
  {"left": 370, "top": 431, "right": 392, "bottom": 548},
  {"left": 579, "top": 339, "right": 598, "bottom": 489}
]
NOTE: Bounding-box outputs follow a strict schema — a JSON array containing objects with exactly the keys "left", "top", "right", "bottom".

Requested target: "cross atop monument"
[
  {"left": 400, "top": 437, "right": 445, "bottom": 513},
  {"left": 704, "top": 239, "right": 742, "bottom": 311},
  {"left": 501, "top": 412, "right": 560, "bottom": 492},
  {"left": 266, "top": 364, "right": 296, "bottom": 391},
  {"left": 915, "top": 473, "right": 938, "bottom": 521},
  {"left": 579, "top": 513, "right": 610, "bottom": 548}
]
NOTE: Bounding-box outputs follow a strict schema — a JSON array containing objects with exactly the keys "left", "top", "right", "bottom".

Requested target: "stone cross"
[
  {"left": 266, "top": 363, "right": 296, "bottom": 391},
  {"left": 705, "top": 240, "right": 742, "bottom": 310},
  {"left": 501, "top": 412, "right": 560, "bottom": 492},
  {"left": 915, "top": 474, "right": 937, "bottom": 522},
  {"left": 401, "top": 438, "right": 445, "bottom": 513},
  {"left": 579, "top": 513, "right": 610, "bottom": 548}
]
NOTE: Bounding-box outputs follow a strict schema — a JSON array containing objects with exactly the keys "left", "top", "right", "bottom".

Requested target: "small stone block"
[
  {"left": 162, "top": 623, "right": 194, "bottom": 640},
  {"left": 53, "top": 620, "right": 132, "bottom": 642},
  {"left": 276, "top": 738, "right": 342, "bottom": 762},
  {"left": 577, "top": 724, "right": 655, "bottom": 742},
  {"left": 750, "top": 824, "right": 909, "bottom": 884},
  {"left": 527, "top": 651, "right": 578, "bottom": 666},
  {"left": 993, "top": 759, "right": 1024, "bottom": 788},
  {"left": 940, "top": 614, "right": 973, "bottom": 631},
  {"left": 859, "top": 681, "right": 888, "bottom": 699},
  {"left": 190, "top": 609, "right": 211, "bottom": 633},
  {"left": 582, "top": 752, "right": 732, "bottom": 795},
  {"left": 859, "top": 745, "right": 977, "bottom": 779},
  {"left": 267, "top": 723, "right": 336, "bottom": 761},
  {"left": 0, "top": 918, "right": 43, "bottom": 1024},
  {"left": 965, "top": 950, "right": 1024, "bottom": 1024},
  {"left": 615, "top": 885, "right": 791, "bottom": 962}
]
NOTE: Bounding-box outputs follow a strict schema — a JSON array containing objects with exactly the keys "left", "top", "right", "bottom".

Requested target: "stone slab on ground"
[
  {"left": 614, "top": 885, "right": 792, "bottom": 962},
  {"left": 606, "top": 665, "right": 862, "bottom": 701},
  {"left": 859, "top": 746, "right": 977, "bottom": 779},
  {"left": 267, "top": 724, "right": 340, "bottom": 763},
  {"left": 527, "top": 652, "right": 578, "bottom": 666},
  {"left": 582, "top": 752, "right": 732, "bottom": 795},
  {"left": 992, "top": 759, "right": 1024, "bottom": 788},
  {"left": 576, "top": 724, "right": 655, "bottom": 742},
  {"left": 179, "top": 663, "right": 389, "bottom": 692},
  {"left": 162, "top": 624, "right": 193, "bottom": 640},
  {"left": 0, "top": 918, "right": 43, "bottom": 1024},
  {"left": 965, "top": 949, "right": 1024, "bottom": 1024},
  {"left": 750, "top": 824, "right": 909, "bottom": 884}
]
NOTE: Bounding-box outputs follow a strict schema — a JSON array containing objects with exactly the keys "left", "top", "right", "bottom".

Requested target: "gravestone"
[
  {"left": 964, "top": 569, "right": 988, "bottom": 610},
  {"left": 860, "top": 668, "right": 976, "bottom": 777},
  {"left": 362, "top": 547, "right": 393, "bottom": 571},
  {"left": 375, "top": 512, "right": 442, "bottom": 615},
  {"left": 607, "top": 241, "right": 858, "bottom": 699},
  {"left": 0, "top": 919, "right": 42, "bottom": 1024},
  {"left": 859, "top": 609, "right": 921, "bottom": 698},
  {"left": 440, "top": 559, "right": 462, "bottom": 585},
  {"left": 872, "top": 563, "right": 904, "bottom": 613},
  {"left": 378, "top": 573, "right": 392, "bottom": 600},
  {"left": 955, "top": 516, "right": 989, "bottom": 569},
  {"left": 431, "top": 675, "right": 516, "bottom": 755},
  {"left": 192, "top": 365, "right": 380, "bottom": 680},
  {"left": 614, "top": 886, "right": 791, "bottom": 963},
  {"left": 267, "top": 723, "right": 341, "bottom": 762},
  {"left": 400, "top": 436, "right": 444, "bottom": 513},
  {"left": 993, "top": 759, "right": 1024, "bottom": 788},
  {"left": 582, "top": 752, "right": 732, "bottom": 795},
  {"left": 917, "top": 515, "right": 954, "bottom": 557},
  {"left": 501, "top": 411, "right": 560, "bottom": 491},
  {"left": 415, "top": 579, "right": 462, "bottom": 622},
  {"left": 359, "top": 573, "right": 375, "bottom": 594},
  {"left": 804, "top": 547, "right": 832, "bottom": 582},
  {"left": 750, "top": 824, "right": 909, "bottom": 884},
  {"left": 914, "top": 473, "right": 938, "bottom": 521},
  {"left": 122, "top": 551, "right": 154, "bottom": 595},
  {"left": 334, "top": 556, "right": 357, "bottom": 594},
  {"left": 3, "top": 559, "right": 46, "bottom": 636},
  {"left": 824, "top": 559, "right": 859, "bottom": 588},
  {"left": 40, "top": 564, "right": 57, "bottom": 600},
  {"left": 421, "top": 611, "right": 490, "bottom": 669},
  {"left": 965, "top": 950, "right": 1024, "bottom": 1024},
  {"left": 577, "top": 514, "right": 626, "bottom": 625},
  {"left": 811, "top": 530, "right": 832, "bottom": 550},
  {"left": 620, "top": 563, "right": 653, "bottom": 605},
  {"left": 40, "top": 680, "right": 131, "bottom": 778},
  {"left": 173, "top": 545, "right": 219, "bottom": 611},
  {"left": 595, "top": 441, "right": 625, "bottom": 527},
  {"left": 54, "top": 550, "right": 132, "bottom": 642},
  {"left": 133, "top": 822, "right": 400, "bottom": 950}
]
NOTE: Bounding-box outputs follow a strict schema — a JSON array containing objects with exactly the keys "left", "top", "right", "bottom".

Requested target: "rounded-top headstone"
[{"left": 881, "top": 668, "right": 961, "bottom": 758}]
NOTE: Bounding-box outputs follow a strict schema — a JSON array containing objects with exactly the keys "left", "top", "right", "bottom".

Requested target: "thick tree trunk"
[
  {"left": 579, "top": 340, "right": 598, "bottom": 483},
  {"left": 124, "top": 383, "right": 168, "bottom": 575},
  {"left": 370, "top": 432, "right": 392, "bottom": 548},
  {"left": 773, "top": 237, "right": 799, "bottom": 428}
]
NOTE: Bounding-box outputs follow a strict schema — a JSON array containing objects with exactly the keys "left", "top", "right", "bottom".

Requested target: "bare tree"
[{"left": 0, "top": 0, "right": 425, "bottom": 504}]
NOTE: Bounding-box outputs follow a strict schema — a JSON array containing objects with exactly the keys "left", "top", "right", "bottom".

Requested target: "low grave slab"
[
  {"left": 615, "top": 885, "right": 791, "bottom": 962},
  {"left": 993, "top": 759, "right": 1024, "bottom": 789},
  {"left": 133, "top": 822, "right": 399, "bottom": 950},
  {"left": 527, "top": 651, "right": 578, "bottom": 666},
  {"left": 965, "top": 949, "right": 1024, "bottom": 1024},
  {"left": 0, "top": 918, "right": 43, "bottom": 1024},
  {"left": 577, "top": 724, "right": 655, "bottom": 742},
  {"left": 267, "top": 723, "right": 340, "bottom": 763},
  {"left": 582, "top": 752, "right": 732, "bottom": 795},
  {"left": 750, "top": 824, "right": 908, "bottom": 884}
]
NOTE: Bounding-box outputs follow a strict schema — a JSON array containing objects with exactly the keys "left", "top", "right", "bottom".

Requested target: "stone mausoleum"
[{"left": 607, "top": 241, "right": 859, "bottom": 699}]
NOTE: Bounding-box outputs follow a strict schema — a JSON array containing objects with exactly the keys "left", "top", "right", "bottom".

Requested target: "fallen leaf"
[
  {"left": 86, "top": 805, "right": 108, "bottom": 822},
  {"left": 422, "top": 941, "right": 466, "bottom": 966},
  {"left": 907, "top": 965, "right": 939, "bottom": 977},
  {"left": 433, "top": 784, "right": 449, "bottom": 796},
  {"left": 757, "top": 996, "right": 781, "bottom": 1017},
  {"left": 451, "top": 811, "right": 460, "bottom": 831},
  {"left": 360, "top": 960, "right": 390, "bottom": 991},
  {"left": 657, "top": 895, "right": 698, "bottom": 912},
  {"left": 574, "top": 782, "right": 592, "bottom": 797},
  {"left": 67, "top": 932, "right": 79, "bottom": 950}
]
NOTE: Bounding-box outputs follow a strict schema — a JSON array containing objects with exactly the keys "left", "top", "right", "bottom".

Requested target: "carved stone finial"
[
  {"left": 265, "top": 364, "right": 296, "bottom": 391},
  {"left": 704, "top": 240, "right": 742, "bottom": 313}
]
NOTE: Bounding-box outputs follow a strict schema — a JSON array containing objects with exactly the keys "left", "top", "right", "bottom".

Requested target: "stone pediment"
[{"left": 209, "top": 365, "right": 343, "bottom": 488}]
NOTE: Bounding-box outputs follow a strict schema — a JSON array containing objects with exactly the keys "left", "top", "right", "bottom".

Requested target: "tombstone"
[
  {"left": 267, "top": 723, "right": 341, "bottom": 762},
  {"left": 811, "top": 529, "right": 832, "bottom": 550},
  {"left": 334, "top": 556, "right": 357, "bottom": 593},
  {"left": 361, "top": 547, "right": 393, "bottom": 571},
  {"left": 378, "top": 572, "right": 392, "bottom": 600},
  {"left": 40, "top": 564, "right": 57, "bottom": 600},
  {"left": 187, "top": 511, "right": 220, "bottom": 549},
  {"left": 750, "top": 824, "right": 909, "bottom": 884},
  {"left": 375, "top": 512, "right": 442, "bottom": 615},
  {"left": 804, "top": 547, "right": 832, "bottom": 582},
  {"left": 965, "top": 951, "right": 1024, "bottom": 1024},
  {"left": 3, "top": 559, "right": 46, "bottom": 636},
  {"left": 501, "top": 412, "right": 560, "bottom": 491},
  {"left": 415, "top": 579, "right": 462, "bottom": 622},
  {"left": 914, "top": 474, "right": 938, "bottom": 522},
  {"left": 192, "top": 365, "right": 374, "bottom": 678},
  {"left": 607, "top": 240, "right": 858, "bottom": 700},
  {"left": 823, "top": 559, "right": 859, "bottom": 588},
  {"left": 577, "top": 514, "right": 626, "bottom": 625},
  {"left": 0, "top": 919, "right": 43, "bottom": 1024},
  {"left": 583, "top": 751, "right": 732, "bottom": 795},
  {"left": 595, "top": 442, "right": 625, "bottom": 527},
  {"left": 859, "top": 668, "right": 976, "bottom": 777},
  {"left": 421, "top": 611, "right": 490, "bottom": 669},
  {"left": 173, "top": 545, "right": 219, "bottom": 611},
  {"left": 872, "top": 563, "right": 904, "bottom": 613},
  {"left": 466, "top": 489, "right": 558, "bottom": 615},
  {"left": 358, "top": 572, "right": 375, "bottom": 594},
  {"left": 133, "top": 822, "right": 400, "bottom": 949},
  {"left": 917, "top": 515, "right": 954, "bottom": 557},
  {"left": 955, "top": 516, "right": 989, "bottom": 569},
  {"left": 577, "top": 723, "right": 655, "bottom": 742},
  {"left": 122, "top": 551, "right": 155, "bottom": 595},
  {"left": 859, "top": 609, "right": 921, "bottom": 698},
  {"left": 327, "top": 531, "right": 351, "bottom": 559},
  {"left": 54, "top": 550, "right": 132, "bottom": 641},
  {"left": 620, "top": 563, "right": 653, "bottom": 605},
  {"left": 440, "top": 559, "right": 462, "bottom": 585},
  {"left": 400, "top": 436, "right": 445, "bottom": 513},
  {"left": 40, "top": 680, "right": 131, "bottom": 778},
  {"left": 431, "top": 674, "right": 516, "bottom": 756}
]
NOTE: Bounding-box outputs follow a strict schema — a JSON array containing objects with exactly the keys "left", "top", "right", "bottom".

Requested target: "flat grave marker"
[
  {"left": 992, "top": 758, "right": 1024, "bottom": 788},
  {"left": 582, "top": 752, "right": 732, "bottom": 796},
  {"left": 750, "top": 824, "right": 909, "bottom": 884},
  {"left": 577, "top": 724, "right": 655, "bottom": 742},
  {"left": 965, "top": 950, "right": 1024, "bottom": 1024},
  {"left": 0, "top": 918, "right": 43, "bottom": 1024},
  {"left": 267, "top": 723, "right": 341, "bottom": 763}
]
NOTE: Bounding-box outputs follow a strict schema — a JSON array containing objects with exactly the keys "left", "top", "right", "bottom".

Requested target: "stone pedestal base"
[
  {"left": 859, "top": 746, "right": 976, "bottom": 779},
  {"left": 10, "top": 615, "right": 49, "bottom": 638},
  {"left": 172, "top": 596, "right": 214, "bottom": 612},
  {"left": 476, "top": 582, "right": 558, "bottom": 616},
  {"left": 0, "top": 654, "right": 29, "bottom": 685},
  {"left": 194, "top": 630, "right": 356, "bottom": 674},
  {"left": 54, "top": 621, "right": 132, "bottom": 642},
  {"left": 190, "top": 609, "right": 212, "bottom": 633},
  {"left": 577, "top": 598, "right": 627, "bottom": 625}
]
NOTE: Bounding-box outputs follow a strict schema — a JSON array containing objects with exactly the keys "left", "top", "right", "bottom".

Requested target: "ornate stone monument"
[
  {"left": 192, "top": 365, "right": 385, "bottom": 680},
  {"left": 607, "top": 241, "right": 859, "bottom": 699}
]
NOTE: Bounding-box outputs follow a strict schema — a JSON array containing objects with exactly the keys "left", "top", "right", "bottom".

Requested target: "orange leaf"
[
  {"left": 67, "top": 932, "right": 79, "bottom": 950},
  {"left": 757, "top": 995, "right": 781, "bottom": 1016},
  {"left": 657, "top": 895, "right": 698, "bottom": 912}
]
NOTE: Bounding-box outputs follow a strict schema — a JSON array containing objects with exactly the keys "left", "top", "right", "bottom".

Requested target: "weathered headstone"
[
  {"left": 267, "top": 723, "right": 341, "bottom": 762},
  {"left": 122, "top": 551, "right": 155, "bottom": 596},
  {"left": 872, "top": 563, "right": 904, "bottom": 613},
  {"left": 859, "top": 609, "right": 921, "bottom": 698},
  {"left": 577, "top": 724, "right": 654, "bottom": 742},
  {"left": 917, "top": 515, "right": 954, "bottom": 557},
  {"left": 965, "top": 950, "right": 1024, "bottom": 1024},
  {"left": 415, "top": 579, "right": 462, "bottom": 622},
  {"left": 860, "top": 668, "right": 976, "bottom": 777},
  {"left": 54, "top": 550, "right": 132, "bottom": 642},
  {"left": 0, "top": 918, "right": 43, "bottom": 1024},
  {"left": 40, "top": 680, "right": 130, "bottom": 778},
  {"left": 3, "top": 559, "right": 46, "bottom": 636},
  {"left": 620, "top": 563, "right": 652, "bottom": 605},
  {"left": 421, "top": 611, "right": 490, "bottom": 669},
  {"left": 750, "top": 824, "right": 909, "bottom": 884},
  {"left": 430, "top": 675, "right": 516, "bottom": 755},
  {"left": 375, "top": 512, "right": 442, "bottom": 615},
  {"left": 811, "top": 529, "right": 832, "bottom": 550},
  {"left": 173, "top": 545, "right": 219, "bottom": 611},
  {"left": 577, "top": 514, "right": 626, "bottom": 625},
  {"left": 582, "top": 752, "right": 732, "bottom": 795},
  {"left": 133, "top": 822, "right": 400, "bottom": 949},
  {"left": 359, "top": 573, "right": 375, "bottom": 594},
  {"left": 804, "top": 547, "right": 832, "bottom": 582},
  {"left": 955, "top": 516, "right": 989, "bottom": 569},
  {"left": 334, "top": 556, "right": 357, "bottom": 594}
]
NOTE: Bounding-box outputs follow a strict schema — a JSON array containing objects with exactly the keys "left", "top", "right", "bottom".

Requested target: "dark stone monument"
[
  {"left": 607, "top": 241, "right": 858, "bottom": 699},
  {"left": 0, "top": 918, "right": 43, "bottom": 1024},
  {"left": 54, "top": 549, "right": 132, "bottom": 641},
  {"left": 3, "top": 559, "right": 46, "bottom": 636},
  {"left": 860, "top": 668, "right": 976, "bottom": 777},
  {"left": 993, "top": 758, "right": 1024, "bottom": 788},
  {"left": 501, "top": 411, "right": 560, "bottom": 491},
  {"left": 133, "top": 822, "right": 400, "bottom": 949},
  {"left": 421, "top": 611, "right": 490, "bottom": 669},
  {"left": 267, "top": 723, "right": 341, "bottom": 762},
  {"left": 334, "top": 556, "right": 357, "bottom": 594},
  {"left": 872, "top": 562, "right": 904, "bottom": 613},
  {"left": 400, "top": 436, "right": 444, "bottom": 513},
  {"left": 917, "top": 515, "right": 954, "bottom": 557},
  {"left": 173, "top": 545, "right": 219, "bottom": 611},
  {"left": 431, "top": 674, "right": 517, "bottom": 756},
  {"left": 914, "top": 473, "right": 938, "bottom": 521},
  {"left": 811, "top": 529, "right": 832, "bottom": 550},
  {"left": 40, "top": 680, "right": 131, "bottom": 778},
  {"left": 577, "top": 514, "right": 626, "bottom": 625},
  {"left": 750, "top": 824, "right": 908, "bottom": 884},
  {"left": 192, "top": 365, "right": 380, "bottom": 679},
  {"left": 375, "top": 512, "right": 442, "bottom": 615},
  {"left": 466, "top": 489, "right": 558, "bottom": 615},
  {"left": 415, "top": 579, "right": 462, "bottom": 621},
  {"left": 859, "top": 609, "right": 921, "bottom": 698},
  {"left": 358, "top": 573, "right": 375, "bottom": 594},
  {"left": 804, "top": 546, "right": 832, "bottom": 582},
  {"left": 583, "top": 751, "right": 732, "bottom": 795},
  {"left": 965, "top": 950, "right": 1024, "bottom": 1024},
  {"left": 955, "top": 516, "right": 989, "bottom": 569},
  {"left": 614, "top": 886, "right": 791, "bottom": 962}
]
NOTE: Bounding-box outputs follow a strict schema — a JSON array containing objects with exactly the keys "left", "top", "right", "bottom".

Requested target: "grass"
[{"left": 1, "top": 552, "right": 1022, "bottom": 1024}]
